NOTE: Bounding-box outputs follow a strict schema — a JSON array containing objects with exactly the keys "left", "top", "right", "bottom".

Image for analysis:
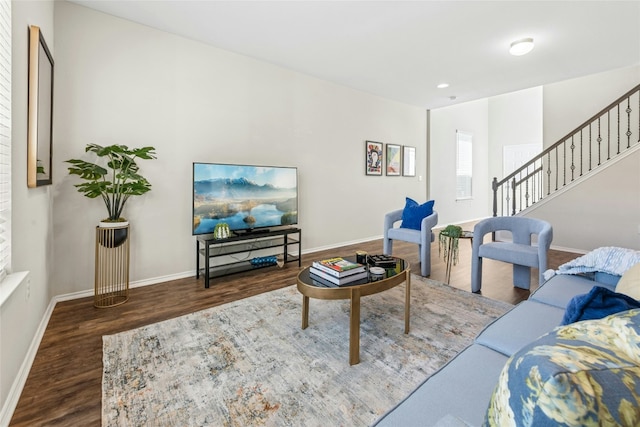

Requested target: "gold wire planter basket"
[{"left": 94, "top": 223, "right": 130, "bottom": 308}]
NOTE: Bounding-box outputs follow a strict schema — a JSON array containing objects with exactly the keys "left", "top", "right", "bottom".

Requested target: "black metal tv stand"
[{"left": 196, "top": 227, "right": 301, "bottom": 288}]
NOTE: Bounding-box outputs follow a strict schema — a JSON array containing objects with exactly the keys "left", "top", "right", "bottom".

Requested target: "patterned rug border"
[{"left": 102, "top": 275, "right": 513, "bottom": 426}]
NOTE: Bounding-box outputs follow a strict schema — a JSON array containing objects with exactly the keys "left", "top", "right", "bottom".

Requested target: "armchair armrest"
[
  {"left": 384, "top": 209, "right": 404, "bottom": 237},
  {"left": 420, "top": 211, "right": 438, "bottom": 231},
  {"left": 420, "top": 211, "right": 438, "bottom": 242},
  {"left": 536, "top": 224, "right": 553, "bottom": 272},
  {"left": 471, "top": 218, "right": 496, "bottom": 256}
]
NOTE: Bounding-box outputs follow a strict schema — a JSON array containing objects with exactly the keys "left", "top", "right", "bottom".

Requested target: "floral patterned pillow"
[{"left": 484, "top": 309, "right": 640, "bottom": 427}]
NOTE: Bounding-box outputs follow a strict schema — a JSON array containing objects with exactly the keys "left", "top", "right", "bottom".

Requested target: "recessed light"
[
  {"left": 437, "top": 83, "right": 449, "bottom": 89},
  {"left": 509, "top": 38, "right": 534, "bottom": 56}
]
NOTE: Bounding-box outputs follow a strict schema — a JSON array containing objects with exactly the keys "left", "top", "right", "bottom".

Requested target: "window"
[
  {"left": 0, "top": 0, "right": 11, "bottom": 279},
  {"left": 456, "top": 130, "right": 472, "bottom": 200}
]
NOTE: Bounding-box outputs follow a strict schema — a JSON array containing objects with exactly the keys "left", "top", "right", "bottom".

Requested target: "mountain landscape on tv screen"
[
  {"left": 194, "top": 178, "right": 292, "bottom": 199},
  {"left": 193, "top": 177, "right": 297, "bottom": 234}
]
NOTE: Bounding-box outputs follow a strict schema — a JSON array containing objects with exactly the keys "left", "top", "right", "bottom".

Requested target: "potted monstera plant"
[{"left": 66, "top": 143, "right": 157, "bottom": 246}]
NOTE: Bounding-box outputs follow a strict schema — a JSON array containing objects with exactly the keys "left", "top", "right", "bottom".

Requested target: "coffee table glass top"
[{"left": 299, "top": 256, "right": 407, "bottom": 288}]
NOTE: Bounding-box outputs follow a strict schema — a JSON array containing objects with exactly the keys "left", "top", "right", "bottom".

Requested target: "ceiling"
[{"left": 69, "top": 1, "right": 640, "bottom": 109}]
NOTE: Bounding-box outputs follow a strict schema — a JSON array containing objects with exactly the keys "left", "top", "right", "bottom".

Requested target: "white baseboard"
[
  {"left": 302, "top": 235, "right": 382, "bottom": 255},
  {"left": 549, "top": 244, "right": 588, "bottom": 255},
  {"left": 0, "top": 295, "right": 56, "bottom": 427}
]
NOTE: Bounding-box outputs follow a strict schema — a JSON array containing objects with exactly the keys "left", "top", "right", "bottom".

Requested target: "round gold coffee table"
[{"left": 296, "top": 257, "right": 410, "bottom": 365}]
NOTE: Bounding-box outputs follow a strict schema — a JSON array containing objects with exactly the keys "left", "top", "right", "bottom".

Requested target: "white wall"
[
  {"left": 2, "top": 0, "right": 54, "bottom": 420},
  {"left": 429, "top": 99, "right": 490, "bottom": 225},
  {"left": 526, "top": 148, "right": 640, "bottom": 251},
  {"left": 487, "top": 86, "right": 543, "bottom": 187},
  {"left": 52, "top": 2, "right": 427, "bottom": 296},
  {"left": 543, "top": 65, "right": 640, "bottom": 145}
]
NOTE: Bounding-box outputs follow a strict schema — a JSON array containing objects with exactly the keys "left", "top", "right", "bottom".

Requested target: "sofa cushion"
[
  {"left": 561, "top": 285, "right": 640, "bottom": 325},
  {"left": 374, "top": 344, "right": 508, "bottom": 427},
  {"left": 616, "top": 262, "right": 640, "bottom": 300},
  {"left": 475, "top": 301, "right": 565, "bottom": 356},
  {"left": 484, "top": 309, "right": 640, "bottom": 427},
  {"left": 400, "top": 197, "right": 434, "bottom": 230},
  {"left": 529, "top": 273, "right": 616, "bottom": 309},
  {"left": 386, "top": 226, "right": 421, "bottom": 244}
]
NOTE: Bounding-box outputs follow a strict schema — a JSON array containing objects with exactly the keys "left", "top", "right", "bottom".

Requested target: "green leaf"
[{"left": 66, "top": 143, "right": 157, "bottom": 220}]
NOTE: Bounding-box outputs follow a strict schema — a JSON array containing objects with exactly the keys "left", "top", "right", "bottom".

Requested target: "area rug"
[{"left": 102, "top": 276, "right": 512, "bottom": 426}]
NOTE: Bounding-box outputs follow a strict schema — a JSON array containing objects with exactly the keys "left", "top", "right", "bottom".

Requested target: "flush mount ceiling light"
[
  {"left": 437, "top": 83, "right": 449, "bottom": 89},
  {"left": 509, "top": 37, "right": 534, "bottom": 56}
]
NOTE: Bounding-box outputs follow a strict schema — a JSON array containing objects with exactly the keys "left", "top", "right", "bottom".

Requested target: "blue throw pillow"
[
  {"left": 560, "top": 285, "right": 640, "bottom": 325},
  {"left": 400, "top": 198, "right": 434, "bottom": 230}
]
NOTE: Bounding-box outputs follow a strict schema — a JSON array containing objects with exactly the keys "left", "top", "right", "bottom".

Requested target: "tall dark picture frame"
[
  {"left": 365, "top": 140, "right": 383, "bottom": 176},
  {"left": 27, "top": 25, "right": 54, "bottom": 188}
]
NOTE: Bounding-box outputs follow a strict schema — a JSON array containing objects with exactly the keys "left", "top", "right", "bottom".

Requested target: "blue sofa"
[{"left": 373, "top": 271, "right": 629, "bottom": 426}]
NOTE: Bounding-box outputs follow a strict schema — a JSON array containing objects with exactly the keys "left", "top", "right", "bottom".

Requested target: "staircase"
[{"left": 492, "top": 84, "right": 640, "bottom": 217}]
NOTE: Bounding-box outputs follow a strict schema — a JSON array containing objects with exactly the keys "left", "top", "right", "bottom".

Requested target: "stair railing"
[{"left": 493, "top": 83, "right": 640, "bottom": 217}]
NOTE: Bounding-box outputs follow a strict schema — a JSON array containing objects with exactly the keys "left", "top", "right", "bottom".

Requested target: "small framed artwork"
[
  {"left": 386, "top": 144, "right": 401, "bottom": 176},
  {"left": 402, "top": 146, "right": 416, "bottom": 176},
  {"left": 365, "top": 140, "right": 383, "bottom": 175}
]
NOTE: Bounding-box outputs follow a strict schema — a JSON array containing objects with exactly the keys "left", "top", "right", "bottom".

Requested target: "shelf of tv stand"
[{"left": 196, "top": 227, "right": 301, "bottom": 288}]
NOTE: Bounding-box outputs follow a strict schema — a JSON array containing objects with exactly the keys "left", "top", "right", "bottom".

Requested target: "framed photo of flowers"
[
  {"left": 386, "top": 144, "right": 401, "bottom": 176},
  {"left": 365, "top": 140, "right": 383, "bottom": 176}
]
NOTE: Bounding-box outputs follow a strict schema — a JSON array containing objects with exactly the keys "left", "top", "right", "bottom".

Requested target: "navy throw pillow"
[
  {"left": 400, "top": 198, "right": 434, "bottom": 230},
  {"left": 560, "top": 286, "right": 640, "bottom": 325}
]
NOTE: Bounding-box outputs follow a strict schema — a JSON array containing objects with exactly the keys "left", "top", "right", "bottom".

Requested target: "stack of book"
[{"left": 310, "top": 257, "right": 368, "bottom": 286}]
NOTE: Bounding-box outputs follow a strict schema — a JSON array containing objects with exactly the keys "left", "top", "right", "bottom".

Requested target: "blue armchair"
[
  {"left": 383, "top": 209, "right": 438, "bottom": 276},
  {"left": 471, "top": 216, "right": 553, "bottom": 293}
]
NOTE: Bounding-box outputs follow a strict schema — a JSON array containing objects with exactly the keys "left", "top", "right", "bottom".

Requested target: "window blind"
[{"left": 0, "top": 0, "right": 11, "bottom": 280}]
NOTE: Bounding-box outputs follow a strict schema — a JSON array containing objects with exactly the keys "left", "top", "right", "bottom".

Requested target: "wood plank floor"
[{"left": 9, "top": 222, "right": 581, "bottom": 426}]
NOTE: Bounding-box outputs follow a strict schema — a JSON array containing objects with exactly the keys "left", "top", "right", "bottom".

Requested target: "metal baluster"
[
  {"left": 570, "top": 135, "right": 575, "bottom": 181},
  {"left": 547, "top": 149, "right": 552, "bottom": 193},
  {"left": 607, "top": 110, "right": 611, "bottom": 160},
  {"left": 597, "top": 117, "right": 602, "bottom": 166},
  {"left": 617, "top": 103, "right": 620, "bottom": 154},
  {"left": 626, "top": 96, "right": 632, "bottom": 149},
  {"left": 538, "top": 159, "right": 543, "bottom": 202},
  {"left": 579, "top": 130, "right": 583, "bottom": 176},
  {"left": 589, "top": 123, "right": 593, "bottom": 170},
  {"left": 511, "top": 177, "right": 516, "bottom": 216},
  {"left": 560, "top": 144, "right": 563, "bottom": 189}
]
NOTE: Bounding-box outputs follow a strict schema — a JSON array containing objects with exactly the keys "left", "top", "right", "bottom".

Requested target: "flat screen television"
[{"left": 192, "top": 162, "right": 298, "bottom": 235}]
